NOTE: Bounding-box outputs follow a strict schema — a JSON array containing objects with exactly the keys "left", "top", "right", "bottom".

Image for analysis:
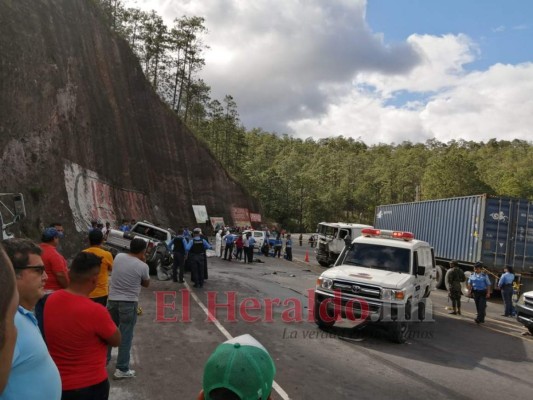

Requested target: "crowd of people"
[
  {"left": 169, "top": 228, "right": 212, "bottom": 287},
  {"left": 0, "top": 223, "right": 151, "bottom": 399},
  {"left": 212, "top": 228, "right": 295, "bottom": 263},
  {"left": 0, "top": 220, "right": 278, "bottom": 400},
  {"left": 447, "top": 260, "right": 528, "bottom": 335},
  {"left": 3, "top": 217, "right": 531, "bottom": 399}
]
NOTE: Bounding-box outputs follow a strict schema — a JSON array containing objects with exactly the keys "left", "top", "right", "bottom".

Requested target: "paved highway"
[{"left": 108, "top": 252, "right": 533, "bottom": 400}]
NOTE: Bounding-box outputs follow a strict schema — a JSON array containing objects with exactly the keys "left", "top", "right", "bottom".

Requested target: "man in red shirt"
[
  {"left": 45, "top": 252, "right": 121, "bottom": 400},
  {"left": 35, "top": 227, "right": 69, "bottom": 338},
  {"left": 40, "top": 227, "right": 69, "bottom": 291}
]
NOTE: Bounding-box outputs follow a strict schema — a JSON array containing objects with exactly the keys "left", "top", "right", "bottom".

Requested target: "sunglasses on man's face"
[{"left": 16, "top": 265, "right": 46, "bottom": 275}]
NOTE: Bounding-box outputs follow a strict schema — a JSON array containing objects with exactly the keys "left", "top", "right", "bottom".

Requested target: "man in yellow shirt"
[{"left": 83, "top": 230, "right": 113, "bottom": 306}]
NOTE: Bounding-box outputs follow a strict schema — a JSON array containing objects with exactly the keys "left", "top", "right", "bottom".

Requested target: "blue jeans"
[
  {"left": 107, "top": 300, "right": 138, "bottom": 371},
  {"left": 501, "top": 285, "right": 514, "bottom": 316}
]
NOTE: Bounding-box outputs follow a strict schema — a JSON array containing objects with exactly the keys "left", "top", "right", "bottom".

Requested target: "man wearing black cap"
[
  {"left": 467, "top": 262, "right": 492, "bottom": 323},
  {"left": 447, "top": 260, "right": 465, "bottom": 315}
]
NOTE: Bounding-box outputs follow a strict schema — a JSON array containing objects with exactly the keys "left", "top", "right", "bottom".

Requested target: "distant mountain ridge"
[{"left": 0, "top": 0, "right": 258, "bottom": 255}]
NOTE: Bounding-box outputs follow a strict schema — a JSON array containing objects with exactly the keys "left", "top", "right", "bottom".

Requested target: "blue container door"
[
  {"left": 482, "top": 198, "right": 533, "bottom": 274},
  {"left": 481, "top": 198, "right": 513, "bottom": 269},
  {"left": 509, "top": 199, "right": 533, "bottom": 274}
]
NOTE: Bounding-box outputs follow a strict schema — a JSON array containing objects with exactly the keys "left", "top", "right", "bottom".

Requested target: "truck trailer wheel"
[
  {"left": 314, "top": 299, "right": 336, "bottom": 329},
  {"left": 435, "top": 265, "right": 446, "bottom": 289},
  {"left": 318, "top": 261, "right": 330, "bottom": 268}
]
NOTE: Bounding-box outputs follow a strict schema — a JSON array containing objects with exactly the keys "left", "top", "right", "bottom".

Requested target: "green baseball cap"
[{"left": 203, "top": 334, "right": 276, "bottom": 400}]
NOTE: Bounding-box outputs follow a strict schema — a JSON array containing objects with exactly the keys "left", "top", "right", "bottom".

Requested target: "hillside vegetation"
[{"left": 99, "top": 1, "right": 533, "bottom": 231}]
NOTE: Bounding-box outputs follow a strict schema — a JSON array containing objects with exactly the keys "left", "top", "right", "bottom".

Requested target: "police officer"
[
  {"left": 467, "top": 261, "right": 491, "bottom": 323},
  {"left": 247, "top": 233, "right": 256, "bottom": 263},
  {"left": 273, "top": 235, "right": 282, "bottom": 258},
  {"left": 200, "top": 229, "right": 210, "bottom": 279},
  {"left": 497, "top": 266, "right": 515, "bottom": 317},
  {"left": 285, "top": 234, "right": 293, "bottom": 261},
  {"left": 223, "top": 231, "right": 235, "bottom": 261},
  {"left": 447, "top": 260, "right": 465, "bottom": 315},
  {"left": 185, "top": 228, "right": 211, "bottom": 288},
  {"left": 171, "top": 229, "right": 188, "bottom": 283}
]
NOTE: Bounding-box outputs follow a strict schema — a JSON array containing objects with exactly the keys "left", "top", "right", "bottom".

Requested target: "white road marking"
[{"left": 186, "top": 281, "right": 292, "bottom": 400}]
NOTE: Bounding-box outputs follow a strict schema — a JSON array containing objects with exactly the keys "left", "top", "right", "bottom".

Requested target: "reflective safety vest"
[{"left": 190, "top": 238, "right": 205, "bottom": 254}]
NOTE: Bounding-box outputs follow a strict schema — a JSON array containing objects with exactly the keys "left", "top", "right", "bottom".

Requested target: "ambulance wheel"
[
  {"left": 435, "top": 265, "right": 446, "bottom": 289},
  {"left": 314, "top": 299, "right": 336, "bottom": 329},
  {"left": 390, "top": 321, "right": 410, "bottom": 344}
]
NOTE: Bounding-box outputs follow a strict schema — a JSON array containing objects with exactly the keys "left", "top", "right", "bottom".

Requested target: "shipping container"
[{"left": 374, "top": 194, "right": 533, "bottom": 292}]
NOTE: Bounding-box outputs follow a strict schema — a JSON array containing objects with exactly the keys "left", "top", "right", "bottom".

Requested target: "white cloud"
[
  {"left": 125, "top": 1, "right": 533, "bottom": 145},
  {"left": 291, "top": 61, "right": 533, "bottom": 145},
  {"left": 126, "top": 0, "right": 421, "bottom": 133},
  {"left": 419, "top": 63, "right": 533, "bottom": 143},
  {"left": 356, "top": 34, "right": 478, "bottom": 96}
]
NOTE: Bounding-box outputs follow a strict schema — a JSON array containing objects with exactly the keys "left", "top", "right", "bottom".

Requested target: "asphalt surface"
[{"left": 107, "top": 246, "right": 533, "bottom": 400}]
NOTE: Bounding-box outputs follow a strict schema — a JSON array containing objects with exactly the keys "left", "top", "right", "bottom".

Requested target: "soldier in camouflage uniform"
[{"left": 447, "top": 260, "right": 466, "bottom": 315}]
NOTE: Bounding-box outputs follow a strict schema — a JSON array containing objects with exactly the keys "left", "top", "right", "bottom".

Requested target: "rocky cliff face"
[{"left": 0, "top": 0, "right": 258, "bottom": 255}]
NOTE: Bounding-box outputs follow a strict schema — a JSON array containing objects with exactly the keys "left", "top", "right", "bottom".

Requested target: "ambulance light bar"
[{"left": 361, "top": 228, "right": 414, "bottom": 241}]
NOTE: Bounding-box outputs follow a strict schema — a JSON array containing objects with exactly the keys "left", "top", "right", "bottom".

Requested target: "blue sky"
[
  {"left": 366, "top": 0, "right": 532, "bottom": 69},
  {"left": 126, "top": 0, "right": 533, "bottom": 145}
]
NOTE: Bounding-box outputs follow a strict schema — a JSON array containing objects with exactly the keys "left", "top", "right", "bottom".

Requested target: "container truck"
[{"left": 374, "top": 194, "right": 533, "bottom": 293}]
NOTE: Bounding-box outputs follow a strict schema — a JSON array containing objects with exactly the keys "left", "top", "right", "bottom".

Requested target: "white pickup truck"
[
  {"left": 105, "top": 221, "right": 174, "bottom": 275},
  {"left": 314, "top": 228, "right": 436, "bottom": 343}
]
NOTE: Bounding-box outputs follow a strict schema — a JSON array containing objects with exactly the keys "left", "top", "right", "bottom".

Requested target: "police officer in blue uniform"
[
  {"left": 285, "top": 234, "right": 293, "bottom": 261},
  {"left": 467, "top": 261, "right": 492, "bottom": 323},
  {"left": 273, "top": 235, "right": 282, "bottom": 258},
  {"left": 185, "top": 228, "right": 211, "bottom": 288},
  {"left": 497, "top": 266, "right": 515, "bottom": 317},
  {"left": 223, "top": 231, "right": 235, "bottom": 261},
  {"left": 171, "top": 229, "right": 188, "bottom": 283},
  {"left": 247, "top": 233, "right": 256, "bottom": 263}
]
